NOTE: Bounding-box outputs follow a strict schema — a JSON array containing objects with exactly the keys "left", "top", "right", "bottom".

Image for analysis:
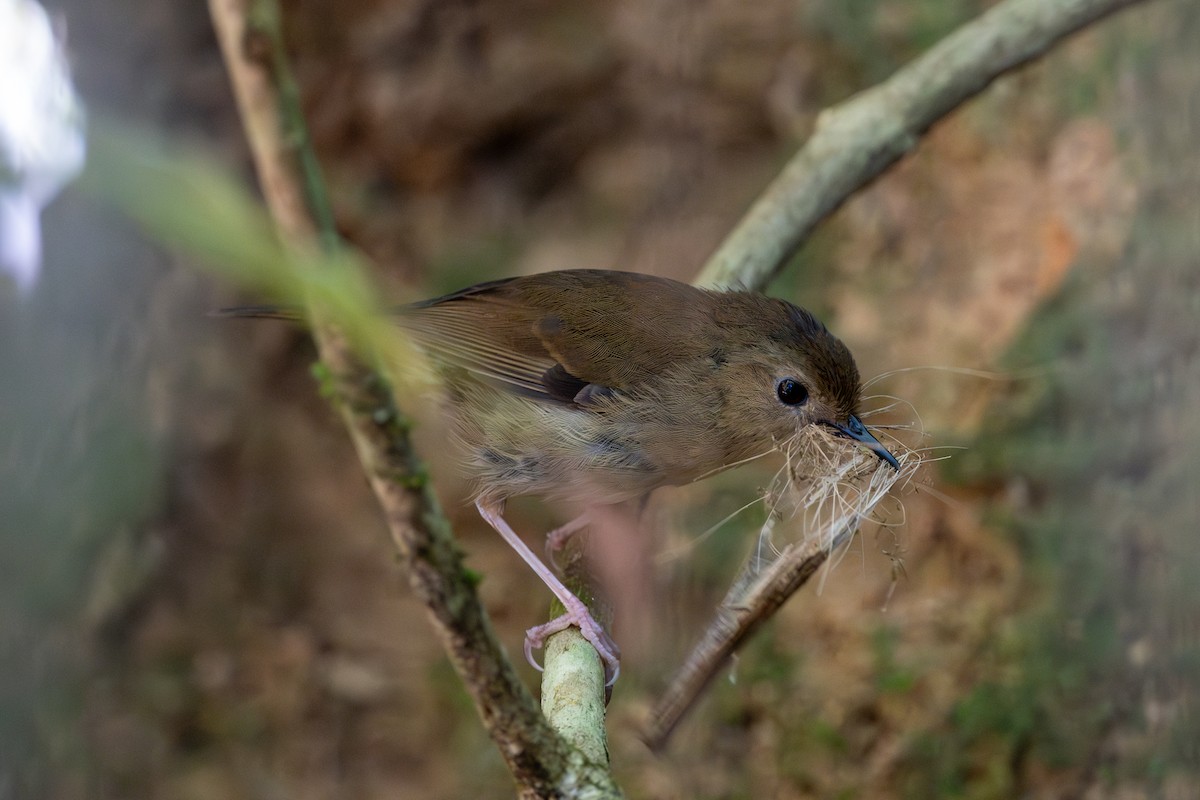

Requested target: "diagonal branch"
[
  {"left": 659, "top": 0, "right": 1150, "bottom": 750},
  {"left": 644, "top": 527, "right": 848, "bottom": 750},
  {"left": 205, "top": 0, "right": 619, "bottom": 795},
  {"left": 697, "top": 0, "right": 1149, "bottom": 291}
]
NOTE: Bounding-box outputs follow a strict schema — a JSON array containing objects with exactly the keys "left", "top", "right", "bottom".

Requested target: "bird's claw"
[
  {"left": 542, "top": 513, "right": 591, "bottom": 571},
  {"left": 524, "top": 609, "right": 621, "bottom": 687}
]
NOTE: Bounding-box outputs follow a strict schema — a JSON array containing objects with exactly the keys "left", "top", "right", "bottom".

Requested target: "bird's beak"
[{"left": 826, "top": 415, "right": 900, "bottom": 471}]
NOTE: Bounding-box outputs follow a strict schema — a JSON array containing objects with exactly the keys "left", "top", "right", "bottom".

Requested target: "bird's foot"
[
  {"left": 474, "top": 499, "right": 619, "bottom": 684},
  {"left": 543, "top": 511, "right": 592, "bottom": 569},
  {"left": 524, "top": 602, "right": 621, "bottom": 687}
]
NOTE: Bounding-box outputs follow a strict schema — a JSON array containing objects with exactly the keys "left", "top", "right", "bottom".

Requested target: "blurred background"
[{"left": 2, "top": 0, "right": 1198, "bottom": 797}]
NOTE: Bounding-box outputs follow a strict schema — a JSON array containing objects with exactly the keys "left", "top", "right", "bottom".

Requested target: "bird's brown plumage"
[
  {"left": 402, "top": 269, "right": 860, "bottom": 410},
  {"left": 399, "top": 270, "right": 869, "bottom": 503},
  {"left": 220, "top": 269, "right": 896, "bottom": 683}
]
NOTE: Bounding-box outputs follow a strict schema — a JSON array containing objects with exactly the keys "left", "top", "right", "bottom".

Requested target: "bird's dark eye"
[{"left": 776, "top": 378, "right": 809, "bottom": 406}]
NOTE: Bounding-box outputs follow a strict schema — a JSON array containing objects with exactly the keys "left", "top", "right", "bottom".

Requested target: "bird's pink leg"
[
  {"left": 476, "top": 499, "right": 621, "bottom": 686},
  {"left": 543, "top": 510, "right": 591, "bottom": 565}
]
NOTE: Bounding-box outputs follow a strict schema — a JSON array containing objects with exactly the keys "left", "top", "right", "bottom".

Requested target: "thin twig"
[
  {"left": 697, "top": 0, "right": 1148, "bottom": 291},
  {"left": 644, "top": 425, "right": 914, "bottom": 750},
  {"left": 643, "top": 530, "right": 844, "bottom": 751},
  {"left": 206, "top": 0, "right": 619, "bottom": 795}
]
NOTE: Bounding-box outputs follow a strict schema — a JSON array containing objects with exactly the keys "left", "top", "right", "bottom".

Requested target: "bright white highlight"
[{"left": 0, "top": 0, "right": 86, "bottom": 295}]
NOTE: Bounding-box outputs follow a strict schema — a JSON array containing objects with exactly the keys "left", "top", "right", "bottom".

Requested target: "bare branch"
[
  {"left": 697, "top": 0, "right": 1149, "bottom": 291},
  {"left": 644, "top": 521, "right": 849, "bottom": 750},
  {"left": 657, "top": 0, "right": 1150, "bottom": 748}
]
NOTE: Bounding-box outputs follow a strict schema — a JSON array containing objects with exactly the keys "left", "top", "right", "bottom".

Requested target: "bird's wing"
[
  {"left": 400, "top": 270, "right": 715, "bottom": 406},
  {"left": 400, "top": 279, "right": 559, "bottom": 401}
]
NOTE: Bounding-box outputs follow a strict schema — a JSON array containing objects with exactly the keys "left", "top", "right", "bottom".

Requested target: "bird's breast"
[
  {"left": 455, "top": 393, "right": 668, "bottom": 504},
  {"left": 452, "top": 371, "right": 756, "bottom": 503}
]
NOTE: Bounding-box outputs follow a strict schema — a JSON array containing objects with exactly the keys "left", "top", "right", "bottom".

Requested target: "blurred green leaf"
[{"left": 80, "top": 120, "right": 427, "bottom": 385}]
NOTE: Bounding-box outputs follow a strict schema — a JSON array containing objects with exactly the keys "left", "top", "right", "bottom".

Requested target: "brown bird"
[
  {"left": 397, "top": 270, "right": 897, "bottom": 684},
  {"left": 226, "top": 269, "right": 897, "bottom": 684}
]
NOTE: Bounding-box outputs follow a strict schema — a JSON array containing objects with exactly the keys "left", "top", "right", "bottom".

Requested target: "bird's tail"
[{"left": 210, "top": 305, "right": 304, "bottom": 321}]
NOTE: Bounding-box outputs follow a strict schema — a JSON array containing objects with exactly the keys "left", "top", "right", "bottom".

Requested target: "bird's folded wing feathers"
[
  {"left": 400, "top": 270, "right": 716, "bottom": 406},
  {"left": 400, "top": 299, "right": 558, "bottom": 400}
]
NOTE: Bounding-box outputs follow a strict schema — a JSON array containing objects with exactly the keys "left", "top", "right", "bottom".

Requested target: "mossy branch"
[{"left": 205, "top": 0, "right": 618, "bottom": 795}]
